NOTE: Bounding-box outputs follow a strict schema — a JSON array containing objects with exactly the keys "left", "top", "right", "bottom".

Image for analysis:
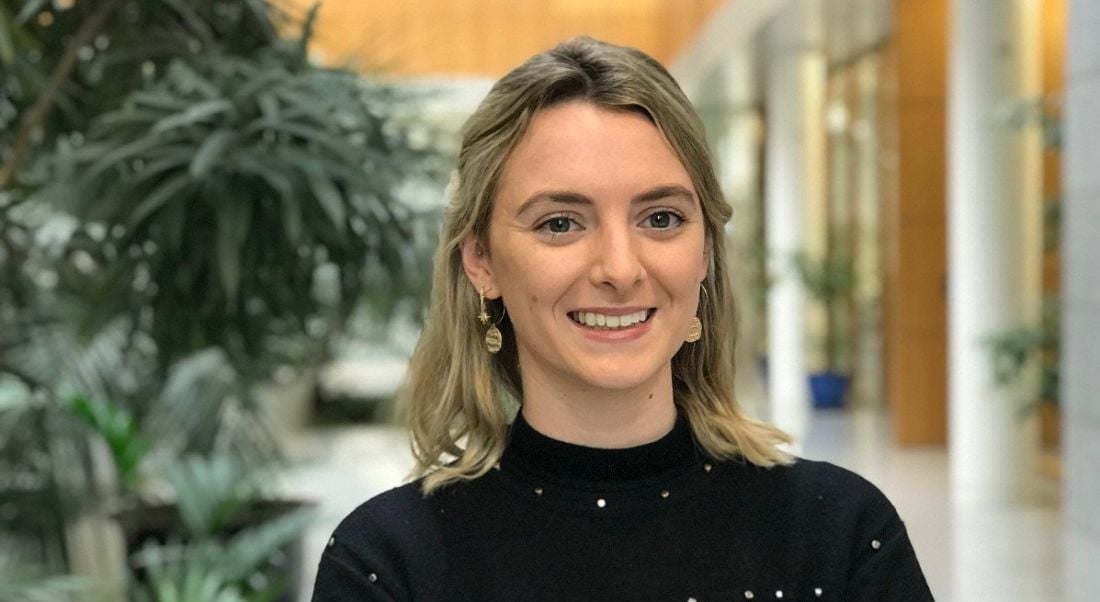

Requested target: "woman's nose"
[{"left": 589, "top": 226, "right": 646, "bottom": 291}]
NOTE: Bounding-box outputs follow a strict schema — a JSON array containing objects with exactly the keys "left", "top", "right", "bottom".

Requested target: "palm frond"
[
  {"left": 165, "top": 454, "right": 269, "bottom": 538},
  {"left": 0, "top": 570, "right": 90, "bottom": 602},
  {"left": 129, "top": 504, "right": 316, "bottom": 602}
]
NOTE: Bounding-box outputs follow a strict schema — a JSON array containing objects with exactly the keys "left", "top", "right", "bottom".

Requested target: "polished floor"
[{"left": 285, "top": 406, "right": 1064, "bottom": 601}]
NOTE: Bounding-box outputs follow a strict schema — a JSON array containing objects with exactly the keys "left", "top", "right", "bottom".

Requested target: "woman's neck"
[{"left": 517, "top": 366, "right": 677, "bottom": 449}]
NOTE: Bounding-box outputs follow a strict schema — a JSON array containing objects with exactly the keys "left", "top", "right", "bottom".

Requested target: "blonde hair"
[{"left": 403, "top": 37, "right": 791, "bottom": 493}]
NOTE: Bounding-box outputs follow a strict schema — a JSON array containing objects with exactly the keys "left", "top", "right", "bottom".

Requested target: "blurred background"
[{"left": 0, "top": 0, "right": 1095, "bottom": 600}]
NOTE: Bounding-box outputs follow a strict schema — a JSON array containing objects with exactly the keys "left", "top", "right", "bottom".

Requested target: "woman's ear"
[{"left": 460, "top": 236, "right": 499, "bottom": 298}]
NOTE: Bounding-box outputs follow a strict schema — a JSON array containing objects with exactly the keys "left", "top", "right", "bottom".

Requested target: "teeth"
[{"left": 571, "top": 310, "right": 650, "bottom": 329}]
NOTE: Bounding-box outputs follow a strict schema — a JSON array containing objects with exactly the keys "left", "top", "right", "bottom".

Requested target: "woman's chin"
[{"left": 572, "top": 364, "right": 668, "bottom": 395}]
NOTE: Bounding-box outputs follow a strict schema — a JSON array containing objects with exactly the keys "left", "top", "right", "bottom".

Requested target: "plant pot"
[
  {"left": 809, "top": 372, "right": 849, "bottom": 409},
  {"left": 113, "top": 499, "right": 310, "bottom": 601}
]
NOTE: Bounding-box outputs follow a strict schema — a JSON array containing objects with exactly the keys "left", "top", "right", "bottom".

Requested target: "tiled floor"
[
  {"left": 285, "top": 406, "right": 1064, "bottom": 601},
  {"left": 803, "top": 409, "right": 1063, "bottom": 601}
]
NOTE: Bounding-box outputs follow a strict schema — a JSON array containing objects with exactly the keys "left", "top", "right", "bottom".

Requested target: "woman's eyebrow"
[
  {"left": 633, "top": 184, "right": 695, "bottom": 204},
  {"left": 515, "top": 184, "right": 695, "bottom": 216},
  {"left": 515, "top": 191, "right": 592, "bottom": 216}
]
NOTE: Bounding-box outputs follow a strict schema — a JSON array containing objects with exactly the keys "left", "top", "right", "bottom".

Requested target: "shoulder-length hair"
[{"left": 403, "top": 36, "right": 791, "bottom": 493}]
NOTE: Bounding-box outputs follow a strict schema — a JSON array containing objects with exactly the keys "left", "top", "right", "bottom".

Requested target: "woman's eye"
[
  {"left": 540, "top": 216, "right": 575, "bottom": 234},
  {"left": 645, "top": 211, "right": 682, "bottom": 229}
]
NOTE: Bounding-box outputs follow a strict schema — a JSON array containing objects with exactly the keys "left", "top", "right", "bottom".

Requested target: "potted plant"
[
  {"left": 984, "top": 296, "right": 1061, "bottom": 447},
  {"left": 1, "top": 0, "right": 442, "bottom": 593},
  {"left": 794, "top": 251, "right": 857, "bottom": 408},
  {"left": 65, "top": 393, "right": 316, "bottom": 601}
]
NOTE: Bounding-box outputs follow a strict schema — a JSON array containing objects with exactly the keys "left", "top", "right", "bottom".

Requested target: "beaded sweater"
[{"left": 311, "top": 412, "right": 934, "bottom": 601}]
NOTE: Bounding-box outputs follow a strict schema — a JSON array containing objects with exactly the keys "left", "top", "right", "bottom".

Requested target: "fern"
[{"left": 0, "top": 571, "right": 90, "bottom": 602}]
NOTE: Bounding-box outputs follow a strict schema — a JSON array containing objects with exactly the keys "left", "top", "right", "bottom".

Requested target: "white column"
[
  {"left": 947, "top": 0, "right": 1042, "bottom": 505},
  {"left": 764, "top": 0, "right": 827, "bottom": 446},
  {"left": 710, "top": 51, "right": 769, "bottom": 420},
  {"left": 852, "top": 56, "right": 885, "bottom": 407}
]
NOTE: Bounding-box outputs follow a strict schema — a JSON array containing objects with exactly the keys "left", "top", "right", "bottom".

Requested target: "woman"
[{"left": 313, "top": 37, "right": 932, "bottom": 601}]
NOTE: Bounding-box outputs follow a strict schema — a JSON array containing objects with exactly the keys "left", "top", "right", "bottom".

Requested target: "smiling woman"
[
  {"left": 312, "top": 37, "right": 933, "bottom": 601},
  {"left": 460, "top": 101, "right": 709, "bottom": 444}
]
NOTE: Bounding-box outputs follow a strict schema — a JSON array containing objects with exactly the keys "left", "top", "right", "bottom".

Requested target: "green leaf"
[
  {"left": 160, "top": 198, "right": 188, "bottom": 255},
  {"left": 221, "top": 506, "right": 317, "bottom": 583},
  {"left": 124, "top": 151, "right": 193, "bottom": 190},
  {"left": 0, "top": 570, "right": 90, "bottom": 602},
  {"left": 278, "top": 192, "right": 303, "bottom": 247},
  {"left": 95, "top": 107, "right": 167, "bottom": 132},
  {"left": 151, "top": 100, "right": 233, "bottom": 134},
  {"left": 233, "top": 71, "right": 286, "bottom": 107},
  {"left": 134, "top": 543, "right": 246, "bottom": 602},
  {"left": 129, "top": 91, "right": 195, "bottom": 114},
  {"left": 234, "top": 154, "right": 300, "bottom": 244},
  {"left": 215, "top": 198, "right": 253, "bottom": 305},
  {"left": 150, "top": 349, "right": 236, "bottom": 456},
  {"left": 64, "top": 395, "right": 149, "bottom": 490},
  {"left": 270, "top": 86, "right": 335, "bottom": 125},
  {"left": 190, "top": 129, "right": 237, "bottom": 179},
  {"left": 248, "top": 119, "right": 359, "bottom": 160},
  {"left": 166, "top": 454, "right": 265, "bottom": 537},
  {"left": 0, "top": 5, "right": 17, "bottom": 65},
  {"left": 77, "top": 136, "right": 180, "bottom": 191},
  {"left": 305, "top": 170, "right": 346, "bottom": 234},
  {"left": 127, "top": 173, "right": 191, "bottom": 231},
  {"left": 158, "top": 0, "right": 217, "bottom": 44}
]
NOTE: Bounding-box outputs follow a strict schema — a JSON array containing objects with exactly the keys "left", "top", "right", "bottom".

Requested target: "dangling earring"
[
  {"left": 478, "top": 288, "right": 505, "bottom": 354},
  {"left": 686, "top": 284, "right": 707, "bottom": 343}
]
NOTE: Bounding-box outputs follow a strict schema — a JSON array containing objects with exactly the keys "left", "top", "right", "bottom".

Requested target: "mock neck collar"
[{"left": 501, "top": 409, "right": 699, "bottom": 484}]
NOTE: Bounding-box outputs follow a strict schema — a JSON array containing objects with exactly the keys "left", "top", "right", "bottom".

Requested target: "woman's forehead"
[{"left": 494, "top": 101, "right": 695, "bottom": 208}]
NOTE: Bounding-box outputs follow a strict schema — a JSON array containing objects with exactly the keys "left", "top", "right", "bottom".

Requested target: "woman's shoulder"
[
  {"left": 793, "top": 457, "right": 892, "bottom": 498},
  {"left": 759, "top": 458, "right": 931, "bottom": 598},
  {"left": 331, "top": 479, "right": 438, "bottom": 542},
  {"left": 721, "top": 457, "right": 931, "bottom": 596},
  {"left": 314, "top": 479, "right": 449, "bottom": 600},
  {"left": 738, "top": 456, "right": 895, "bottom": 506},
  {"left": 328, "top": 473, "right": 493, "bottom": 550},
  {"left": 719, "top": 456, "right": 905, "bottom": 536}
]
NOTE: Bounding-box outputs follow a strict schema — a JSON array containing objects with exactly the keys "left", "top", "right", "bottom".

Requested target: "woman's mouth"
[{"left": 567, "top": 309, "right": 655, "bottom": 329}]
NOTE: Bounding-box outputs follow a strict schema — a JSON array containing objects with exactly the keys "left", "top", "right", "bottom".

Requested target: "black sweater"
[{"left": 312, "top": 413, "right": 933, "bottom": 601}]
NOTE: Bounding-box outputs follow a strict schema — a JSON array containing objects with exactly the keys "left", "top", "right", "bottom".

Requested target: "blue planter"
[{"left": 809, "top": 372, "right": 849, "bottom": 408}]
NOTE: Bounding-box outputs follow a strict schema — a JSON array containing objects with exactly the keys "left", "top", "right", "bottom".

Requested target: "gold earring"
[
  {"left": 686, "top": 318, "right": 702, "bottom": 343},
  {"left": 479, "top": 288, "right": 504, "bottom": 354},
  {"left": 686, "top": 284, "right": 707, "bottom": 343}
]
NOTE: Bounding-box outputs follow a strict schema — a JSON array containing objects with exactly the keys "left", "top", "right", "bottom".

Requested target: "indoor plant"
[
  {"left": 1, "top": 0, "right": 442, "bottom": 595},
  {"left": 65, "top": 391, "right": 317, "bottom": 601},
  {"left": 984, "top": 296, "right": 1061, "bottom": 446},
  {"left": 794, "top": 251, "right": 856, "bottom": 408}
]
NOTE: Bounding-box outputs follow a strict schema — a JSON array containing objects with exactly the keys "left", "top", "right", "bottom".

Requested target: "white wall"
[{"left": 1063, "top": 0, "right": 1100, "bottom": 598}]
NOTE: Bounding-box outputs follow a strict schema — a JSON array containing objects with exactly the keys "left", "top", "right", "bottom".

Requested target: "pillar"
[
  {"left": 947, "top": 0, "right": 1042, "bottom": 504},
  {"left": 763, "top": 0, "right": 827, "bottom": 445},
  {"left": 708, "top": 52, "right": 769, "bottom": 419}
]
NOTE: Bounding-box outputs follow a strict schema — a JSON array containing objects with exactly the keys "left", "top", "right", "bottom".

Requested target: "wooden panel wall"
[
  {"left": 883, "top": 0, "right": 948, "bottom": 445},
  {"left": 1042, "top": 0, "right": 1065, "bottom": 294},
  {"left": 283, "top": 0, "right": 725, "bottom": 77},
  {"left": 1039, "top": 0, "right": 1065, "bottom": 457}
]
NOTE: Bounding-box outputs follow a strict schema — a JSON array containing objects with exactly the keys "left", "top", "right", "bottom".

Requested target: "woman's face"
[{"left": 462, "top": 100, "right": 708, "bottom": 397}]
